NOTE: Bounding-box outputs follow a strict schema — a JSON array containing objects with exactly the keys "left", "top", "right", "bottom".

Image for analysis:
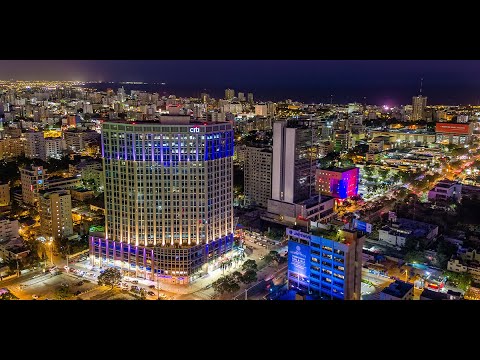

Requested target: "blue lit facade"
[
  {"left": 286, "top": 227, "right": 363, "bottom": 300},
  {"left": 90, "top": 120, "right": 235, "bottom": 284},
  {"left": 316, "top": 167, "right": 359, "bottom": 199}
]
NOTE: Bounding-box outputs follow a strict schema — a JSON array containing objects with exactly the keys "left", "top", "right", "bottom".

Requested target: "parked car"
[
  {"left": 32, "top": 294, "right": 39, "bottom": 299},
  {"left": 147, "top": 291, "right": 156, "bottom": 296}
]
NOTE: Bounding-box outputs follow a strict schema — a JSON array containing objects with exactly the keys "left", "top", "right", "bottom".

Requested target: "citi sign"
[
  {"left": 189, "top": 127, "right": 200, "bottom": 133},
  {"left": 286, "top": 228, "right": 311, "bottom": 241}
]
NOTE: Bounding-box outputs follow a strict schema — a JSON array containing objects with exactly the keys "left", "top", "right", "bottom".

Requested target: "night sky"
[{"left": 1, "top": 60, "right": 479, "bottom": 106}]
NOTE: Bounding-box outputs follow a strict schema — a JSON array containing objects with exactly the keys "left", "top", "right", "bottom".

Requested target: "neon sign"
[{"left": 189, "top": 127, "right": 200, "bottom": 133}]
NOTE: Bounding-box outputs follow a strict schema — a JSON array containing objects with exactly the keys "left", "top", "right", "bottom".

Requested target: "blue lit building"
[
  {"left": 90, "top": 117, "right": 235, "bottom": 284},
  {"left": 316, "top": 167, "right": 359, "bottom": 200},
  {"left": 286, "top": 227, "right": 364, "bottom": 300}
]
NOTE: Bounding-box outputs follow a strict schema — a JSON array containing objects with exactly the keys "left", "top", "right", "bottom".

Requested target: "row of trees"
[{"left": 212, "top": 259, "right": 259, "bottom": 295}]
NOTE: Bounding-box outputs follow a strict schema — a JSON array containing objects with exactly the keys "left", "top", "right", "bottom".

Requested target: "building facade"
[
  {"left": 0, "top": 183, "right": 10, "bottom": 207},
  {"left": 286, "top": 227, "right": 364, "bottom": 300},
  {"left": 24, "top": 131, "right": 46, "bottom": 160},
  {"left": 64, "top": 129, "right": 100, "bottom": 152},
  {"left": 316, "top": 167, "right": 359, "bottom": 199},
  {"left": 428, "top": 180, "right": 462, "bottom": 202},
  {"left": 244, "top": 146, "right": 272, "bottom": 208},
  {"left": 271, "top": 120, "right": 316, "bottom": 204},
  {"left": 334, "top": 130, "right": 352, "bottom": 152},
  {"left": 20, "top": 165, "right": 47, "bottom": 205},
  {"left": 90, "top": 119, "right": 235, "bottom": 284},
  {"left": 0, "top": 219, "right": 19, "bottom": 242},
  {"left": 435, "top": 122, "right": 473, "bottom": 145},
  {"left": 412, "top": 95, "right": 427, "bottom": 121},
  {"left": 225, "top": 88, "right": 235, "bottom": 100},
  {"left": 45, "top": 137, "right": 64, "bottom": 160},
  {"left": 39, "top": 189, "right": 74, "bottom": 241}
]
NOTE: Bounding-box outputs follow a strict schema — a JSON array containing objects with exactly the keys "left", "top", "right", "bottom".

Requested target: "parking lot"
[{"left": 9, "top": 271, "right": 99, "bottom": 300}]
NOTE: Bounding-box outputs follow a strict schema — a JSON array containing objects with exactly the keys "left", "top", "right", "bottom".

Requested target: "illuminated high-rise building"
[
  {"left": 286, "top": 227, "right": 364, "bottom": 300},
  {"left": 39, "top": 188, "right": 73, "bottom": 241},
  {"left": 244, "top": 146, "right": 272, "bottom": 208},
  {"left": 20, "top": 165, "right": 47, "bottom": 206},
  {"left": 24, "top": 131, "right": 46, "bottom": 161},
  {"left": 225, "top": 88, "right": 235, "bottom": 100},
  {"left": 90, "top": 118, "right": 235, "bottom": 284},
  {"left": 412, "top": 95, "right": 427, "bottom": 121},
  {"left": 247, "top": 92, "right": 254, "bottom": 104},
  {"left": 271, "top": 120, "right": 316, "bottom": 204}
]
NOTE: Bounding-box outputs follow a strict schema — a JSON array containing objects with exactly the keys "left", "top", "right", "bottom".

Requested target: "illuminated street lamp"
[{"left": 47, "top": 239, "right": 54, "bottom": 266}]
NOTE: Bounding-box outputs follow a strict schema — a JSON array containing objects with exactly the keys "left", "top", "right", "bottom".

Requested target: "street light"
[{"left": 47, "top": 240, "right": 54, "bottom": 266}]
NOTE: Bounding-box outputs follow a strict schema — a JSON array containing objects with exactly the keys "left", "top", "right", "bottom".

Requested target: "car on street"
[
  {"left": 259, "top": 256, "right": 265, "bottom": 260},
  {"left": 131, "top": 280, "right": 139, "bottom": 284},
  {"left": 147, "top": 291, "right": 155, "bottom": 296},
  {"left": 32, "top": 294, "right": 39, "bottom": 299}
]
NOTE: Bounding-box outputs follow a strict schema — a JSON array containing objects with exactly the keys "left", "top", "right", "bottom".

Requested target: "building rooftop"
[
  {"left": 319, "top": 166, "right": 357, "bottom": 173},
  {"left": 383, "top": 218, "right": 437, "bottom": 239},
  {"left": 103, "top": 118, "right": 228, "bottom": 126},
  {"left": 420, "top": 288, "right": 449, "bottom": 300},
  {"left": 381, "top": 280, "right": 413, "bottom": 298},
  {"left": 299, "top": 194, "right": 334, "bottom": 208}
]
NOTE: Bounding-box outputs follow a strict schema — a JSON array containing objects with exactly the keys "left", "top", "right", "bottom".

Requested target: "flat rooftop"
[
  {"left": 319, "top": 167, "right": 357, "bottom": 173},
  {"left": 382, "top": 280, "right": 413, "bottom": 298},
  {"left": 300, "top": 194, "right": 334, "bottom": 208},
  {"left": 421, "top": 288, "right": 449, "bottom": 300},
  {"left": 435, "top": 180, "right": 458, "bottom": 188},
  {"left": 385, "top": 218, "right": 437, "bottom": 238},
  {"left": 103, "top": 118, "right": 228, "bottom": 125}
]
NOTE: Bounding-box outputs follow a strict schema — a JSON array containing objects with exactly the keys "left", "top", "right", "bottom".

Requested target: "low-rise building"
[
  {"left": 264, "top": 195, "right": 335, "bottom": 227},
  {"left": 46, "top": 176, "right": 82, "bottom": 190},
  {"left": 0, "top": 238, "right": 30, "bottom": 263},
  {"left": 0, "top": 219, "right": 19, "bottom": 242},
  {"left": 70, "top": 188, "right": 95, "bottom": 201},
  {"left": 0, "top": 183, "right": 10, "bottom": 207},
  {"left": 447, "top": 250, "right": 480, "bottom": 281},
  {"left": 420, "top": 288, "right": 449, "bottom": 300},
  {"left": 428, "top": 180, "right": 462, "bottom": 202},
  {"left": 379, "top": 280, "right": 414, "bottom": 300},
  {"left": 379, "top": 218, "right": 439, "bottom": 248}
]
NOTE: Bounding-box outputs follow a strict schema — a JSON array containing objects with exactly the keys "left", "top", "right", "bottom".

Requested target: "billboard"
[
  {"left": 286, "top": 228, "right": 312, "bottom": 242},
  {"left": 288, "top": 241, "right": 311, "bottom": 278},
  {"left": 353, "top": 219, "right": 372, "bottom": 233},
  {"left": 436, "top": 123, "right": 471, "bottom": 135}
]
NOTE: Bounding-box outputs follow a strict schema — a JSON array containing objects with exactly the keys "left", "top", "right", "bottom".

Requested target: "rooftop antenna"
[{"left": 419, "top": 77, "right": 423, "bottom": 96}]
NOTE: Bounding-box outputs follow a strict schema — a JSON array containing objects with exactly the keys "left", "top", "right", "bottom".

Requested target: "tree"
[
  {"left": 231, "top": 271, "right": 243, "bottom": 283},
  {"left": 264, "top": 251, "right": 281, "bottom": 266},
  {"left": 137, "top": 288, "right": 147, "bottom": 300},
  {"left": 241, "top": 269, "right": 258, "bottom": 284},
  {"left": 212, "top": 274, "right": 240, "bottom": 295},
  {"left": 241, "top": 259, "right": 258, "bottom": 272},
  {"left": 436, "top": 239, "right": 458, "bottom": 269},
  {"left": 404, "top": 250, "right": 426, "bottom": 264},
  {"left": 55, "top": 284, "right": 71, "bottom": 300},
  {"left": 444, "top": 270, "right": 472, "bottom": 291},
  {"left": 97, "top": 268, "right": 122, "bottom": 289}
]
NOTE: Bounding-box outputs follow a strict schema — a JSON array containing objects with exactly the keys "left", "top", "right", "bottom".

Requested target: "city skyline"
[{"left": 1, "top": 60, "right": 480, "bottom": 105}]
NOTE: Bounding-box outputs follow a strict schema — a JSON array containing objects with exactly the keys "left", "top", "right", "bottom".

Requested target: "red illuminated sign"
[{"left": 436, "top": 123, "right": 471, "bottom": 134}]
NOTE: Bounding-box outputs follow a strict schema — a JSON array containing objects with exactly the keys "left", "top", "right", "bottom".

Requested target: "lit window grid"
[{"left": 102, "top": 122, "right": 234, "bottom": 248}]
